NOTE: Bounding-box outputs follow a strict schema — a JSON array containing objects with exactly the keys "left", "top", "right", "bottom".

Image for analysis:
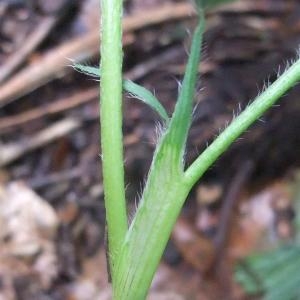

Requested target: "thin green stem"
[
  {"left": 167, "top": 9, "right": 205, "bottom": 165},
  {"left": 184, "top": 58, "right": 300, "bottom": 188},
  {"left": 100, "top": 0, "right": 128, "bottom": 282}
]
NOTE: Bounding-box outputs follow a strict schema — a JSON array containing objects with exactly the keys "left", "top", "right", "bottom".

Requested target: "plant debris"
[{"left": 0, "top": 0, "right": 300, "bottom": 298}]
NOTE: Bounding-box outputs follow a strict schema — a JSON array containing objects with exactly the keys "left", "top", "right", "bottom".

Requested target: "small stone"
[{"left": 196, "top": 183, "right": 222, "bottom": 205}]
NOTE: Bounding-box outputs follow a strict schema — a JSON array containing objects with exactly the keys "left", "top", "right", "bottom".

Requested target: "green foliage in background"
[
  {"left": 236, "top": 245, "right": 300, "bottom": 300},
  {"left": 236, "top": 175, "right": 300, "bottom": 300}
]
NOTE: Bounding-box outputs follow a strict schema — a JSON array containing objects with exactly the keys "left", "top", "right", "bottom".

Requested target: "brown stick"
[
  {"left": 28, "top": 167, "right": 83, "bottom": 189},
  {"left": 0, "top": 118, "right": 81, "bottom": 167},
  {"left": 212, "top": 160, "right": 254, "bottom": 273},
  {"left": 0, "top": 3, "right": 195, "bottom": 108},
  {"left": 0, "top": 88, "right": 98, "bottom": 132},
  {"left": 125, "top": 45, "right": 183, "bottom": 80},
  {"left": 0, "top": 16, "right": 58, "bottom": 83}
]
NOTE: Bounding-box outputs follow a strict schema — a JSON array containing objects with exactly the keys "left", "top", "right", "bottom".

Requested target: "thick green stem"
[
  {"left": 184, "top": 58, "right": 300, "bottom": 188},
  {"left": 100, "top": 0, "right": 128, "bottom": 282},
  {"left": 114, "top": 148, "right": 190, "bottom": 299}
]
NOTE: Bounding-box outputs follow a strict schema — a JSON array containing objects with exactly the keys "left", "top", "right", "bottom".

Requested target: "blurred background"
[{"left": 0, "top": 0, "right": 300, "bottom": 299}]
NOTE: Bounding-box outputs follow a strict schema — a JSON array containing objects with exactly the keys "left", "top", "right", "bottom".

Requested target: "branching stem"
[
  {"left": 184, "top": 58, "right": 300, "bottom": 187},
  {"left": 99, "top": 0, "right": 300, "bottom": 298}
]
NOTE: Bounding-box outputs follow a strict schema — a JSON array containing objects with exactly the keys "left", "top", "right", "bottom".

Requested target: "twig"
[
  {"left": 0, "top": 33, "right": 124, "bottom": 108},
  {"left": 0, "top": 118, "right": 81, "bottom": 167},
  {"left": 125, "top": 45, "right": 183, "bottom": 80},
  {"left": 212, "top": 0, "right": 292, "bottom": 14},
  {"left": 212, "top": 160, "right": 254, "bottom": 272},
  {"left": 0, "top": 88, "right": 98, "bottom": 132},
  {"left": 0, "top": 16, "right": 58, "bottom": 83},
  {"left": 28, "top": 167, "right": 83, "bottom": 189},
  {"left": 0, "top": 3, "right": 196, "bottom": 108}
]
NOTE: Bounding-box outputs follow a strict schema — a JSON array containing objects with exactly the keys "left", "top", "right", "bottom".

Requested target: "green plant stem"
[
  {"left": 113, "top": 13, "right": 205, "bottom": 300},
  {"left": 114, "top": 158, "right": 189, "bottom": 299},
  {"left": 184, "top": 58, "right": 300, "bottom": 188},
  {"left": 100, "top": 0, "right": 128, "bottom": 282},
  {"left": 100, "top": 0, "right": 300, "bottom": 297},
  {"left": 167, "top": 8, "right": 205, "bottom": 165}
]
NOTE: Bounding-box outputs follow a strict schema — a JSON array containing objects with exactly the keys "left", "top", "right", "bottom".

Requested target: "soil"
[{"left": 0, "top": 0, "right": 300, "bottom": 299}]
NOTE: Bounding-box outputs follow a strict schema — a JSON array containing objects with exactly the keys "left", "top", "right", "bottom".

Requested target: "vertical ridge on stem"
[{"left": 100, "top": 0, "right": 128, "bottom": 284}]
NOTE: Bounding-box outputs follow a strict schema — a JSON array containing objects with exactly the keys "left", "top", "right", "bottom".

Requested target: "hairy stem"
[
  {"left": 185, "top": 58, "right": 300, "bottom": 188},
  {"left": 167, "top": 9, "right": 205, "bottom": 165},
  {"left": 100, "top": 0, "right": 128, "bottom": 283},
  {"left": 113, "top": 12, "right": 205, "bottom": 300},
  {"left": 114, "top": 159, "right": 189, "bottom": 299}
]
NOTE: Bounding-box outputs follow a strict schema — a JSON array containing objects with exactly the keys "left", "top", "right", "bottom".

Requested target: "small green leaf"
[
  {"left": 123, "top": 80, "right": 169, "bottom": 122},
  {"left": 74, "top": 64, "right": 169, "bottom": 122},
  {"left": 74, "top": 64, "right": 100, "bottom": 77}
]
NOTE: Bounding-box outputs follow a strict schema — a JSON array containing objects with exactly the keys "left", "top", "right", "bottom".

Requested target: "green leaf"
[
  {"left": 235, "top": 245, "right": 300, "bottom": 299},
  {"left": 74, "top": 64, "right": 101, "bottom": 77},
  {"left": 74, "top": 64, "right": 169, "bottom": 122},
  {"left": 123, "top": 80, "right": 169, "bottom": 122}
]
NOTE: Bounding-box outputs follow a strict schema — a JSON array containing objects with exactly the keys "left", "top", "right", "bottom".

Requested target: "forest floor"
[{"left": 0, "top": 0, "right": 300, "bottom": 299}]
